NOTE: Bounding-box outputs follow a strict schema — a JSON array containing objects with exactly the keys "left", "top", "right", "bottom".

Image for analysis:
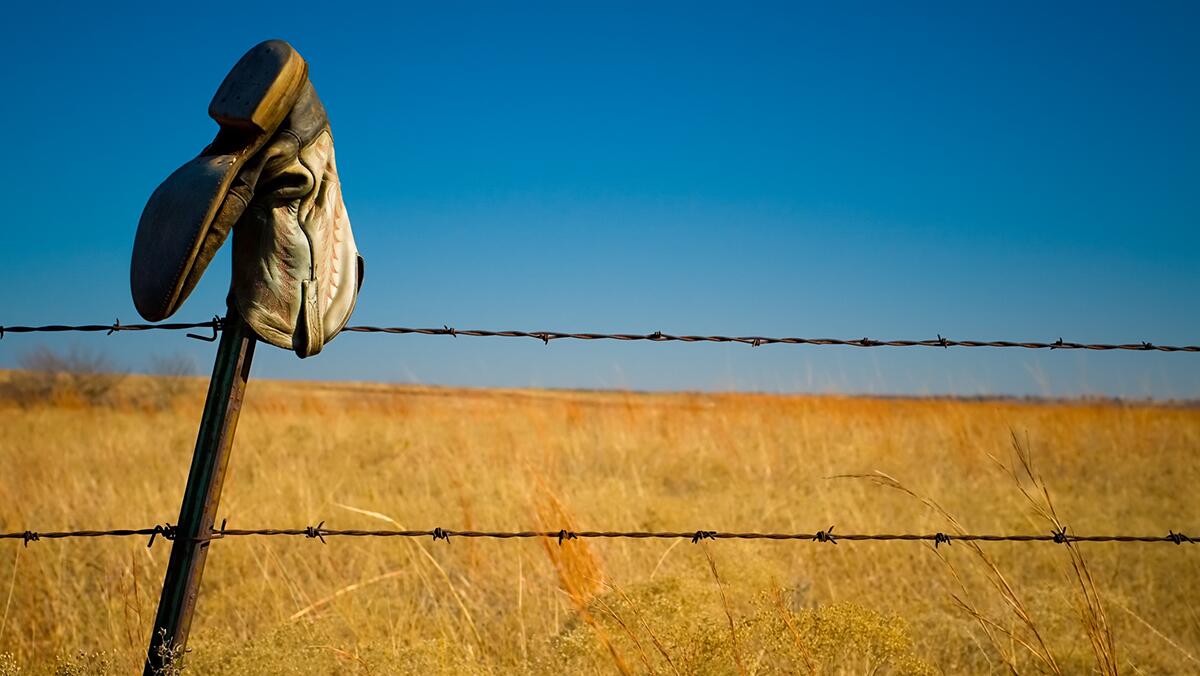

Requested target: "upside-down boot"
[
  {"left": 230, "top": 77, "right": 364, "bottom": 358},
  {"left": 131, "top": 40, "right": 308, "bottom": 321}
]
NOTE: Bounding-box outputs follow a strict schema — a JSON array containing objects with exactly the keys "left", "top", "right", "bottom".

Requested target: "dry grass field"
[{"left": 0, "top": 370, "right": 1198, "bottom": 674}]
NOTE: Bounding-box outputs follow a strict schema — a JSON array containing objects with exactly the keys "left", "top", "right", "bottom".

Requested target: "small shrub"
[
  {"left": 52, "top": 650, "right": 113, "bottom": 676},
  {"left": 2, "top": 346, "right": 125, "bottom": 407}
]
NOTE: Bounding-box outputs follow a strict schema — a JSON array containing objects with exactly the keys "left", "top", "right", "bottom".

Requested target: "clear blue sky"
[{"left": 1, "top": 2, "right": 1196, "bottom": 397}]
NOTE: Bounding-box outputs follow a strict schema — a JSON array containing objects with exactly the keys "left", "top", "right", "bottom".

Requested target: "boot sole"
[{"left": 132, "top": 40, "right": 308, "bottom": 321}]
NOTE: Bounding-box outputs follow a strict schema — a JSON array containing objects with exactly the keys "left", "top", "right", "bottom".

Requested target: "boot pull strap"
[{"left": 294, "top": 279, "right": 324, "bottom": 358}]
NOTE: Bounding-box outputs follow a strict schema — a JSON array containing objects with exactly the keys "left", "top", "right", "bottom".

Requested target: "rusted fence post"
[{"left": 144, "top": 305, "right": 255, "bottom": 674}]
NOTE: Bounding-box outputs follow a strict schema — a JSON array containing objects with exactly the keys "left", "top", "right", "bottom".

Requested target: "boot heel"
[{"left": 209, "top": 39, "right": 307, "bottom": 134}]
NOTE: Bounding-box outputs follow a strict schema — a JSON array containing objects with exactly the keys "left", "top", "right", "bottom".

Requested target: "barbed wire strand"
[
  {"left": 1, "top": 526, "right": 1195, "bottom": 548},
  {"left": 1, "top": 318, "right": 1196, "bottom": 352}
]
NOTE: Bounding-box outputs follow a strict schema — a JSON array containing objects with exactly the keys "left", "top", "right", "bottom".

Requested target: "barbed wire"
[
  {"left": 1, "top": 317, "right": 1197, "bottom": 352},
  {"left": 2, "top": 525, "right": 1195, "bottom": 548}
]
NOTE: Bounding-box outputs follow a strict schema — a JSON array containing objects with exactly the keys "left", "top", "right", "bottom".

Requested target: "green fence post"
[{"left": 144, "top": 305, "right": 256, "bottom": 674}]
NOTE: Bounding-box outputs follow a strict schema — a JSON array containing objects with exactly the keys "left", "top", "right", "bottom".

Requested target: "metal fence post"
[{"left": 144, "top": 305, "right": 256, "bottom": 674}]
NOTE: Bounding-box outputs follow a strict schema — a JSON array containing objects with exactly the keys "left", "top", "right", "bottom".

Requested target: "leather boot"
[
  {"left": 132, "top": 40, "right": 308, "bottom": 322},
  {"left": 230, "top": 79, "right": 364, "bottom": 358}
]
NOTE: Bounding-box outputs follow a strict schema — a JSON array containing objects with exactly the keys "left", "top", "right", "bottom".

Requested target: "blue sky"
[{"left": 0, "top": 2, "right": 1196, "bottom": 396}]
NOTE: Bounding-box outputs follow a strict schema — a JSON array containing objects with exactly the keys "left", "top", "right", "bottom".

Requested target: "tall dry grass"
[{"left": 0, "top": 371, "right": 1197, "bottom": 673}]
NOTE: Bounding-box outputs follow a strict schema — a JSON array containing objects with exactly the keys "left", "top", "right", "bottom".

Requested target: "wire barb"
[
  {"left": 557, "top": 529, "right": 577, "bottom": 545},
  {"left": 147, "top": 524, "right": 176, "bottom": 548},
  {"left": 21, "top": 531, "right": 38, "bottom": 547},
  {"left": 1167, "top": 531, "right": 1193, "bottom": 545},
  {"left": 305, "top": 521, "right": 327, "bottom": 544},
  {"left": 813, "top": 526, "right": 838, "bottom": 545},
  {"left": 691, "top": 530, "right": 717, "bottom": 543},
  {"left": 432, "top": 527, "right": 450, "bottom": 542},
  {"left": 934, "top": 532, "right": 952, "bottom": 548}
]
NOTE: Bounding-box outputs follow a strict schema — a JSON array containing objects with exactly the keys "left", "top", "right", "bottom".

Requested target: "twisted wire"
[
  {"left": 1, "top": 318, "right": 1196, "bottom": 353},
  {"left": 2, "top": 526, "right": 1194, "bottom": 547}
]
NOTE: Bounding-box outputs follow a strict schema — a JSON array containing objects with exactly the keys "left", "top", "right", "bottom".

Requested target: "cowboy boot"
[
  {"left": 131, "top": 40, "right": 308, "bottom": 321},
  {"left": 230, "top": 78, "right": 364, "bottom": 358}
]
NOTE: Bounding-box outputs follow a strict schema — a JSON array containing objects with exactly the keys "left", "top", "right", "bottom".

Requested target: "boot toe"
[{"left": 131, "top": 154, "right": 240, "bottom": 321}]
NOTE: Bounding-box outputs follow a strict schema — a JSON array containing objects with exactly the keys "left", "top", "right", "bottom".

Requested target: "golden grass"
[{"left": 0, "top": 372, "right": 1197, "bottom": 673}]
